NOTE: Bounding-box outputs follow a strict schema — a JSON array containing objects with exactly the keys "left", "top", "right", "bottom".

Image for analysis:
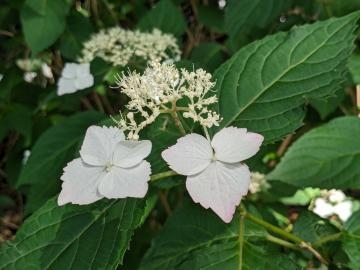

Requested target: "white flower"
[
  {"left": 313, "top": 198, "right": 334, "bottom": 218},
  {"left": 249, "top": 172, "right": 269, "bottom": 194},
  {"left": 115, "top": 62, "right": 220, "bottom": 139},
  {"left": 79, "top": 27, "right": 181, "bottom": 67},
  {"left": 328, "top": 189, "right": 346, "bottom": 203},
  {"left": 312, "top": 197, "right": 353, "bottom": 222},
  {"left": 24, "top": 71, "right": 37, "bottom": 83},
  {"left": 58, "top": 126, "right": 152, "bottom": 206},
  {"left": 333, "top": 201, "right": 352, "bottom": 222},
  {"left": 57, "top": 63, "right": 94, "bottom": 96},
  {"left": 161, "top": 127, "right": 264, "bottom": 223}
]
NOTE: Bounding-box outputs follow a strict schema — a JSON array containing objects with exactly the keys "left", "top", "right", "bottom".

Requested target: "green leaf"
[
  {"left": 0, "top": 197, "right": 146, "bottom": 270},
  {"left": 342, "top": 211, "right": 360, "bottom": 269},
  {"left": 197, "top": 4, "right": 225, "bottom": 33},
  {"left": 310, "top": 89, "right": 346, "bottom": 119},
  {"left": 268, "top": 116, "right": 360, "bottom": 189},
  {"left": 137, "top": 0, "right": 186, "bottom": 36},
  {"left": 293, "top": 211, "right": 339, "bottom": 243},
  {"left": 17, "top": 111, "right": 105, "bottom": 214},
  {"left": 59, "top": 11, "right": 93, "bottom": 60},
  {"left": 140, "top": 202, "right": 300, "bottom": 270},
  {"left": 212, "top": 12, "right": 359, "bottom": 143},
  {"left": 224, "top": 0, "right": 292, "bottom": 38},
  {"left": 20, "top": 0, "right": 73, "bottom": 54},
  {"left": 190, "top": 42, "right": 226, "bottom": 72}
]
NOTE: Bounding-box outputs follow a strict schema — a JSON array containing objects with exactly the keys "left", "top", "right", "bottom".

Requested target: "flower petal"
[
  {"left": 161, "top": 133, "right": 212, "bottom": 176},
  {"left": 75, "top": 74, "right": 94, "bottom": 90},
  {"left": 211, "top": 127, "right": 263, "bottom": 163},
  {"left": 58, "top": 158, "right": 105, "bottom": 206},
  {"left": 62, "top": 63, "right": 78, "bottom": 78},
  {"left": 57, "top": 77, "right": 77, "bottom": 96},
  {"left": 113, "top": 140, "right": 152, "bottom": 168},
  {"left": 98, "top": 161, "right": 151, "bottom": 199},
  {"left": 76, "top": 63, "right": 91, "bottom": 77},
  {"left": 80, "top": 126, "right": 125, "bottom": 166},
  {"left": 186, "top": 161, "right": 250, "bottom": 223}
]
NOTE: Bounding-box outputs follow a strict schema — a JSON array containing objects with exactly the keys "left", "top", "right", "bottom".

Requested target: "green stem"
[
  {"left": 150, "top": 170, "right": 177, "bottom": 182},
  {"left": 313, "top": 232, "right": 343, "bottom": 248},
  {"left": 266, "top": 234, "right": 298, "bottom": 250},
  {"left": 245, "top": 212, "right": 303, "bottom": 244},
  {"left": 244, "top": 210, "right": 329, "bottom": 265}
]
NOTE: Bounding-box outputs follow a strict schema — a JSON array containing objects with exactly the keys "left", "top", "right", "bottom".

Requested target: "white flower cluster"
[
  {"left": 79, "top": 27, "right": 181, "bottom": 67},
  {"left": 115, "top": 62, "right": 221, "bottom": 139},
  {"left": 312, "top": 189, "right": 354, "bottom": 222},
  {"left": 249, "top": 172, "right": 270, "bottom": 194}
]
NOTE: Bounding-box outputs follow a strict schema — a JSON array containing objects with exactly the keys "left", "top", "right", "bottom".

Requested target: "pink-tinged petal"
[
  {"left": 186, "top": 161, "right": 250, "bottom": 223},
  {"left": 211, "top": 127, "right": 263, "bottom": 163},
  {"left": 58, "top": 158, "right": 105, "bottom": 206},
  {"left": 113, "top": 140, "right": 152, "bottom": 168},
  {"left": 80, "top": 126, "right": 125, "bottom": 166},
  {"left": 98, "top": 161, "right": 151, "bottom": 199},
  {"left": 161, "top": 133, "right": 213, "bottom": 176},
  {"left": 57, "top": 77, "right": 77, "bottom": 96},
  {"left": 75, "top": 74, "right": 94, "bottom": 90},
  {"left": 61, "top": 63, "right": 78, "bottom": 78}
]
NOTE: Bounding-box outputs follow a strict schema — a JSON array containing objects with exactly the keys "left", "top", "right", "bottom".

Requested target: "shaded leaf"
[
  {"left": 20, "top": 0, "right": 73, "bottom": 54},
  {"left": 268, "top": 116, "right": 360, "bottom": 189},
  {"left": 137, "top": 0, "right": 186, "bottom": 36}
]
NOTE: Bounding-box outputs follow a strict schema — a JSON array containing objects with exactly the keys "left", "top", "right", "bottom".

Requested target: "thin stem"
[
  {"left": 170, "top": 101, "right": 186, "bottom": 135},
  {"left": 245, "top": 212, "right": 303, "bottom": 244},
  {"left": 244, "top": 211, "right": 329, "bottom": 265},
  {"left": 238, "top": 209, "right": 245, "bottom": 270},
  {"left": 92, "top": 92, "right": 105, "bottom": 113},
  {"left": 203, "top": 126, "right": 210, "bottom": 141},
  {"left": 99, "top": 94, "right": 116, "bottom": 115},
  {"left": 158, "top": 190, "right": 172, "bottom": 216},
  {"left": 313, "top": 232, "right": 343, "bottom": 248},
  {"left": 266, "top": 234, "right": 298, "bottom": 250},
  {"left": 81, "top": 97, "right": 94, "bottom": 110},
  {"left": 150, "top": 170, "right": 177, "bottom": 182}
]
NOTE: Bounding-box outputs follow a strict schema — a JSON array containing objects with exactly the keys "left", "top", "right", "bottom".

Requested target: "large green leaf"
[
  {"left": 267, "top": 116, "right": 360, "bottom": 188},
  {"left": 137, "top": 0, "right": 186, "bottom": 36},
  {"left": 20, "top": 0, "right": 73, "bottom": 54},
  {"left": 0, "top": 197, "right": 146, "bottom": 270},
  {"left": 342, "top": 211, "right": 360, "bottom": 269},
  {"left": 139, "top": 202, "right": 300, "bottom": 270},
  {"left": 212, "top": 12, "right": 359, "bottom": 143},
  {"left": 17, "top": 111, "right": 105, "bottom": 213}
]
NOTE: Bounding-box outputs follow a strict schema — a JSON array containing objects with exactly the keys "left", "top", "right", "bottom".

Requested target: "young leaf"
[
  {"left": 0, "top": 197, "right": 146, "bottom": 270},
  {"left": 212, "top": 12, "right": 359, "bottom": 143},
  {"left": 16, "top": 111, "right": 105, "bottom": 214},
  {"left": 139, "top": 202, "right": 300, "bottom": 270},
  {"left": 137, "top": 0, "right": 186, "bottom": 36},
  {"left": 20, "top": 0, "right": 73, "bottom": 54},
  {"left": 268, "top": 116, "right": 360, "bottom": 189}
]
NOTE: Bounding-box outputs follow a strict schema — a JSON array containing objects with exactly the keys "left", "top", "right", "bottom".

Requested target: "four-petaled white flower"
[
  {"left": 57, "top": 63, "right": 94, "bottom": 96},
  {"left": 161, "top": 127, "right": 264, "bottom": 223},
  {"left": 58, "top": 126, "right": 152, "bottom": 206}
]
